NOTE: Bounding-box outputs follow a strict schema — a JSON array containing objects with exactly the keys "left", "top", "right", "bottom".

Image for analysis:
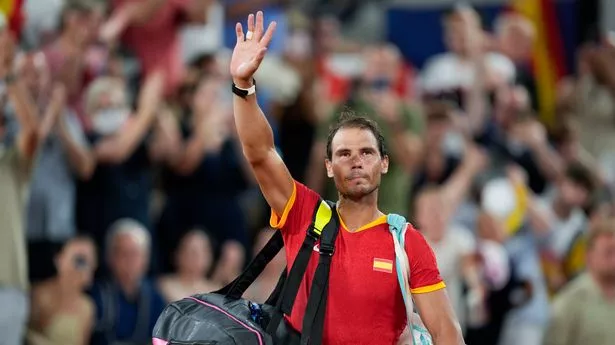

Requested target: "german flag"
[
  {"left": 0, "top": 0, "right": 25, "bottom": 37},
  {"left": 511, "top": 0, "right": 567, "bottom": 128}
]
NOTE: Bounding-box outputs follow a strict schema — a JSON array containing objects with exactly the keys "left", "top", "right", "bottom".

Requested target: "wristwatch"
[{"left": 232, "top": 79, "right": 256, "bottom": 99}]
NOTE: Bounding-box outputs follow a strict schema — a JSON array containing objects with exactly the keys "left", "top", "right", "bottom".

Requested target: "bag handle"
[{"left": 387, "top": 214, "right": 433, "bottom": 345}]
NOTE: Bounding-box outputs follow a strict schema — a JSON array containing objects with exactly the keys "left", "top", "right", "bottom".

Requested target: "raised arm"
[{"left": 229, "top": 11, "right": 292, "bottom": 215}]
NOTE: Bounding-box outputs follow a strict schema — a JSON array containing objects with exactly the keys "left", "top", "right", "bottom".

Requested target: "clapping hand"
[{"left": 229, "top": 11, "right": 276, "bottom": 88}]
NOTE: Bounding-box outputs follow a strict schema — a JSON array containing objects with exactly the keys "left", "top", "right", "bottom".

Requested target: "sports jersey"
[{"left": 270, "top": 181, "right": 445, "bottom": 344}]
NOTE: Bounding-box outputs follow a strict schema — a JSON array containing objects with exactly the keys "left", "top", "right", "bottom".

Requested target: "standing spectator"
[
  {"left": 75, "top": 72, "right": 165, "bottom": 274},
  {"left": 27, "top": 237, "right": 97, "bottom": 345},
  {"left": 0, "top": 23, "right": 41, "bottom": 345},
  {"left": 157, "top": 72, "right": 251, "bottom": 272},
  {"left": 41, "top": 0, "right": 106, "bottom": 127},
  {"left": 24, "top": 67, "right": 94, "bottom": 282},
  {"left": 420, "top": 5, "right": 515, "bottom": 104},
  {"left": 89, "top": 219, "right": 166, "bottom": 345},
  {"left": 101, "top": 0, "right": 213, "bottom": 96},
  {"left": 544, "top": 218, "right": 615, "bottom": 345}
]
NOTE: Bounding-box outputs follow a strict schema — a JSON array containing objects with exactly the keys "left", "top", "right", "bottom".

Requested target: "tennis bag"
[{"left": 152, "top": 199, "right": 340, "bottom": 345}]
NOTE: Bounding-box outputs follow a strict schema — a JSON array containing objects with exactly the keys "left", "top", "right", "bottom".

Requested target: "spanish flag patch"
[{"left": 373, "top": 258, "right": 393, "bottom": 273}]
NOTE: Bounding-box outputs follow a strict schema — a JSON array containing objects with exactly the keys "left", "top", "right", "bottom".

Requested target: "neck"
[
  {"left": 553, "top": 197, "right": 573, "bottom": 219},
  {"left": 591, "top": 272, "right": 615, "bottom": 300},
  {"left": 59, "top": 32, "right": 84, "bottom": 52},
  {"left": 337, "top": 193, "right": 383, "bottom": 231},
  {"left": 177, "top": 272, "right": 202, "bottom": 285},
  {"left": 55, "top": 276, "right": 81, "bottom": 298},
  {"left": 116, "top": 278, "right": 140, "bottom": 298}
]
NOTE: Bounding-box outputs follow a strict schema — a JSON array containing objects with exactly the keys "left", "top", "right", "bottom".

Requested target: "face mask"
[{"left": 93, "top": 107, "right": 129, "bottom": 135}]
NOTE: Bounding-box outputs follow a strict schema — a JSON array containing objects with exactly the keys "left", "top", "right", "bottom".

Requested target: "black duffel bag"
[{"left": 152, "top": 199, "right": 340, "bottom": 345}]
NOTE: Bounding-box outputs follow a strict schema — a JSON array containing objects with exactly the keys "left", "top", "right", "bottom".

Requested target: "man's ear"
[
  {"left": 325, "top": 159, "right": 334, "bottom": 178},
  {"left": 381, "top": 155, "right": 389, "bottom": 174}
]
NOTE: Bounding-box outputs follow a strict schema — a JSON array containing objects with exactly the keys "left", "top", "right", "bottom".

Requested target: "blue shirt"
[{"left": 89, "top": 279, "right": 166, "bottom": 345}]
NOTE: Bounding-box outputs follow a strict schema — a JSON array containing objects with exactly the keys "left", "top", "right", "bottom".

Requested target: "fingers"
[
  {"left": 247, "top": 13, "right": 255, "bottom": 34},
  {"left": 259, "top": 21, "right": 277, "bottom": 48},
  {"left": 235, "top": 22, "right": 244, "bottom": 44},
  {"left": 254, "top": 11, "right": 264, "bottom": 42}
]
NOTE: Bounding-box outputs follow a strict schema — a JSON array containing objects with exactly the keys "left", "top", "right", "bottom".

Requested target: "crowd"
[{"left": 0, "top": 0, "right": 614, "bottom": 345}]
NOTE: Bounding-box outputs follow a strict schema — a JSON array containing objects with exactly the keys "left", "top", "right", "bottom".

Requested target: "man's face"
[
  {"left": 326, "top": 127, "right": 388, "bottom": 200},
  {"left": 588, "top": 234, "right": 615, "bottom": 284},
  {"left": 559, "top": 178, "right": 589, "bottom": 208},
  {"left": 109, "top": 234, "right": 148, "bottom": 284}
]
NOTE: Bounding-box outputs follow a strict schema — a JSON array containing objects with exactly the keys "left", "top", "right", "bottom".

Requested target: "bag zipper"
[{"left": 186, "top": 297, "right": 265, "bottom": 345}]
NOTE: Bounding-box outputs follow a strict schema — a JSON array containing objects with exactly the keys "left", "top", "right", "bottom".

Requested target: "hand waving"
[{"left": 230, "top": 11, "right": 276, "bottom": 88}]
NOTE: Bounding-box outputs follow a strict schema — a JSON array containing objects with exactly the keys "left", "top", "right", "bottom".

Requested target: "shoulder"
[
  {"left": 270, "top": 180, "right": 321, "bottom": 230},
  {"left": 553, "top": 274, "right": 594, "bottom": 306},
  {"left": 485, "top": 53, "right": 516, "bottom": 75}
]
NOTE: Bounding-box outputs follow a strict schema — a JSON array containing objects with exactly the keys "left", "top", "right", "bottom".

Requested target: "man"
[
  {"left": 0, "top": 17, "right": 41, "bottom": 345},
  {"left": 420, "top": 5, "right": 515, "bottom": 104},
  {"left": 229, "top": 11, "right": 464, "bottom": 344},
  {"left": 89, "top": 219, "right": 167, "bottom": 345},
  {"left": 544, "top": 218, "right": 615, "bottom": 345}
]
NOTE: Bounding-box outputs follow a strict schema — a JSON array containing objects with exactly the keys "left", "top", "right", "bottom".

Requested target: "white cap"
[{"left": 481, "top": 178, "right": 517, "bottom": 219}]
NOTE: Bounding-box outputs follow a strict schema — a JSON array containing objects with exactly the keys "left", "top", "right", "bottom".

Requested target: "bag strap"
[
  {"left": 300, "top": 200, "right": 340, "bottom": 345},
  {"left": 265, "top": 199, "right": 335, "bottom": 335}
]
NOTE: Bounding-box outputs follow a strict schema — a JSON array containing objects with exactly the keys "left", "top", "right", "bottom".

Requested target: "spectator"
[
  {"left": 156, "top": 72, "right": 252, "bottom": 273},
  {"left": 544, "top": 218, "right": 615, "bottom": 345},
  {"left": 27, "top": 236, "right": 97, "bottom": 345},
  {"left": 23, "top": 58, "right": 94, "bottom": 282},
  {"left": 75, "top": 72, "right": 165, "bottom": 273},
  {"left": 41, "top": 0, "right": 106, "bottom": 127},
  {"left": 493, "top": 12, "right": 538, "bottom": 111},
  {"left": 89, "top": 219, "right": 166, "bottom": 345},
  {"left": 420, "top": 5, "right": 515, "bottom": 103},
  {"left": 101, "top": 0, "right": 213, "bottom": 96},
  {"left": 0, "top": 21, "right": 41, "bottom": 345},
  {"left": 414, "top": 143, "right": 487, "bottom": 333},
  {"left": 158, "top": 229, "right": 221, "bottom": 303}
]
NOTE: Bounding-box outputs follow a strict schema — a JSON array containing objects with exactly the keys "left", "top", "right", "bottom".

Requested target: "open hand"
[{"left": 229, "top": 11, "right": 276, "bottom": 87}]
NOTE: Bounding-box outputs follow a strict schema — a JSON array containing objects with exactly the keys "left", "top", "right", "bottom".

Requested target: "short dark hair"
[
  {"left": 565, "top": 162, "right": 596, "bottom": 193},
  {"left": 325, "top": 108, "right": 387, "bottom": 160}
]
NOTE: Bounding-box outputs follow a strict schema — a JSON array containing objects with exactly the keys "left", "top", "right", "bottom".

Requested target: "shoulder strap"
[
  {"left": 265, "top": 199, "right": 334, "bottom": 335},
  {"left": 300, "top": 200, "right": 340, "bottom": 345}
]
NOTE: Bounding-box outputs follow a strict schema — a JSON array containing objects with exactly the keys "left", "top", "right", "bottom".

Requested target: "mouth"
[{"left": 346, "top": 174, "right": 368, "bottom": 181}]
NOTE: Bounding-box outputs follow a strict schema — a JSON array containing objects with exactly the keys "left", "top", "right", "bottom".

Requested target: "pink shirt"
[{"left": 113, "top": 0, "right": 190, "bottom": 96}]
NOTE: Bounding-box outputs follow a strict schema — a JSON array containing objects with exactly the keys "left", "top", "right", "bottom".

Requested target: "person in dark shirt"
[
  {"left": 75, "top": 72, "right": 167, "bottom": 275},
  {"left": 90, "top": 219, "right": 166, "bottom": 345},
  {"left": 156, "top": 72, "right": 251, "bottom": 273}
]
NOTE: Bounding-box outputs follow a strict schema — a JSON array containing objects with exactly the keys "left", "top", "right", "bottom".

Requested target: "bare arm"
[
  {"left": 414, "top": 290, "right": 465, "bottom": 345},
  {"left": 48, "top": 84, "right": 95, "bottom": 180},
  {"left": 95, "top": 70, "right": 164, "bottom": 163},
  {"left": 230, "top": 12, "right": 292, "bottom": 215},
  {"left": 440, "top": 143, "right": 486, "bottom": 219},
  {"left": 4, "top": 74, "right": 39, "bottom": 159}
]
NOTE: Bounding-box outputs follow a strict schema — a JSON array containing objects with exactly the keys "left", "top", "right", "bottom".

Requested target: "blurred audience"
[{"left": 1, "top": 1, "right": 614, "bottom": 345}]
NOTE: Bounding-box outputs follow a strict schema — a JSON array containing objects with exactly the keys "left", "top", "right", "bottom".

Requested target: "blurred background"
[{"left": 1, "top": 0, "right": 614, "bottom": 344}]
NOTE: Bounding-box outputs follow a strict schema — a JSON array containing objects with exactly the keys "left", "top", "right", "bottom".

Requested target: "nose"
[{"left": 350, "top": 153, "right": 363, "bottom": 169}]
